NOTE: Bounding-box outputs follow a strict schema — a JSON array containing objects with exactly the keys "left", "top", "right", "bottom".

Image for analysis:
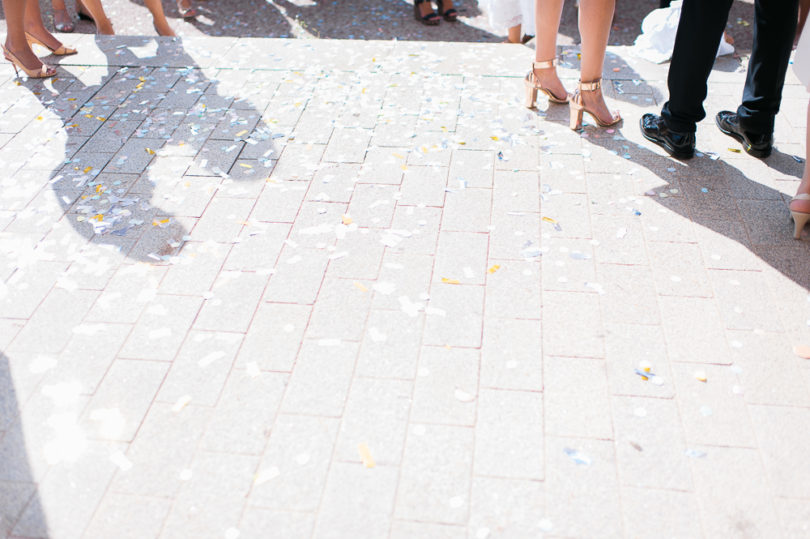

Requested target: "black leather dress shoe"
[
  {"left": 715, "top": 111, "right": 773, "bottom": 158},
  {"left": 639, "top": 113, "right": 695, "bottom": 159}
]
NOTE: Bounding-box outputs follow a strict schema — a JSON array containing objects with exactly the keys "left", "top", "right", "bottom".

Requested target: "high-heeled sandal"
[
  {"left": 2, "top": 45, "right": 56, "bottom": 79},
  {"left": 790, "top": 193, "right": 810, "bottom": 239},
  {"left": 53, "top": 8, "right": 75, "bottom": 32},
  {"left": 524, "top": 58, "right": 569, "bottom": 108},
  {"left": 177, "top": 0, "right": 198, "bottom": 19},
  {"left": 569, "top": 79, "right": 621, "bottom": 130},
  {"left": 25, "top": 32, "right": 77, "bottom": 56},
  {"left": 413, "top": 0, "right": 440, "bottom": 25},
  {"left": 435, "top": 0, "right": 458, "bottom": 21}
]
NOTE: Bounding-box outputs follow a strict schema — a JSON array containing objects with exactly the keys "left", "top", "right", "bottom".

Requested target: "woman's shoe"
[
  {"left": 569, "top": 79, "right": 621, "bottom": 130},
  {"left": 76, "top": 0, "right": 94, "bottom": 21},
  {"left": 2, "top": 46, "right": 56, "bottom": 79},
  {"left": 413, "top": 0, "right": 440, "bottom": 25},
  {"left": 435, "top": 0, "right": 458, "bottom": 21},
  {"left": 53, "top": 8, "right": 75, "bottom": 32},
  {"left": 790, "top": 193, "right": 810, "bottom": 239},
  {"left": 177, "top": 0, "right": 198, "bottom": 18},
  {"left": 25, "top": 32, "right": 77, "bottom": 56},
  {"left": 524, "top": 58, "right": 569, "bottom": 108}
]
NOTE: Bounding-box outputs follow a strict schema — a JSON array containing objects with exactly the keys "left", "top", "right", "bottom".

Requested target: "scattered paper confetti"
[{"left": 358, "top": 443, "right": 376, "bottom": 468}]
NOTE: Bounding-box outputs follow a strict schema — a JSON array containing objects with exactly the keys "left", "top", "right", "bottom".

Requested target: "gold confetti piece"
[
  {"left": 172, "top": 395, "right": 192, "bottom": 412},
  {"left": 239, "top": 163, "right": 253, "bottom": 168},
  {"left": 358, "top": 443, "right": 376, "bottom": 468},
  {"left": 354, "top": 282, "right": 368, "bottom": 292},
  {"left": 92, "top": 214, "right": 104, "bottom": 221},
  {"left": 441, "top": 277, "right": 460, "bottom": 285},
  {"left": 612, "top": 67, "right": 621, "bottom": 72},
  {"left": 67, "top": 97, "right": 76, "bottom": 101},
  {"left": 487, "top": 265, "right": 501, "bottom": 274},
  {"left": 400, "top": 164, "right": 408, "bottom": 171},
  {"left": 83, "top": 166, "right": 93, "bottom": 173},
  {"left": 235, "top": 129, "right": 249, "bottom": 138},
  {"left": 152, "top": 218, "right": 170, "bottom": 226},
  {"left": 85, "top": 114, "right": 93, "bottom": 118},
  {"left": 793, "top": 345, "right": 810, "bottom": 359},
  {"left": 96, "top": 116, "right": 106, "bottom": 121},
  {"left": 36, "top": 116, "right": 43, "bottom": 121},
  {"left": 728, "top": 148, "right": 741, "bottom": 153},
  {"left": 145, "top": 147, "right": 156, "bottom": 155},
  {"left": 694, "top": 370, "right": 708, "bottom": 382},
  {"left": 458, "top": 141, "right": 466, "bottom": 145},
  {"left": 542, "top": 216, "right": 558, "bottom": 225},
  {"left": 341, "top": 215, "right": 353, "bottom": 225},
  {"left": 392, "top": 153, "right": 405, "bottom": 159},
  {"left": 490, "top": 136, "right": 499, "bottom": 141}
]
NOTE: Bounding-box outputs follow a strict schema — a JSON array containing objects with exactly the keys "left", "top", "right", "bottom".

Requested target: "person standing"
[
  {"left": 640, "top": 0, "right": 799, "bottom": 159},
  {"left": 479, "top": 0, "right": 535, "bottom": 44},
  {"left": 2, "top": 0, "right": 76, "bottom": 78}
]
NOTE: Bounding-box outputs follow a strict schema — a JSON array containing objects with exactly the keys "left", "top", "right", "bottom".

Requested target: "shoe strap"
[
  {"left": 532, "top": 58, "right": 558, "bottom": 70},
  {"left": 578, "top": 79, "right": 602, "bottom": 92},
  {"left": 794, "top": 193, "right": 810, "bottom": 201}
]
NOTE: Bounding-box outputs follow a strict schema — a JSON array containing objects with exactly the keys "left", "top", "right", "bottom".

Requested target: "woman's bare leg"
[
  {"left": 77, "top": 0, "right": 114, "bottom": 34},
  {"left": 531, "top": 0, "right": 566, "bottom": 98},
  {"left": 144, "top": 0, "right": 175, "bottom": 36},
  {"left": 791, "top": 101, "right": 810, "bottom": 213},
  {"left": 577, "top": 0, "right": 617, "bottom": 122},
  {"left": 506, "top": 24, "right": 521, "bottom": 43},
  {"left": 23, "top": 0, "right": 66, "bottom": 50},
  {"left": 2, "top": 0, "right": 48, "bottom": 71}
]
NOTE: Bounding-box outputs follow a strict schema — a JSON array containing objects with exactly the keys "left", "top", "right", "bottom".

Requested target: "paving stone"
[
  {"left": 289, "top": 201, "right": 348, "bottom": 249},
  {"left": 775, "top": 498, "right": 810, "bottom": 538},
  {"left": 83, "top": 494, "right": 171, "bottom": 539},
  {"left": 281, "top": 341, "right": 358, "bottom": 417},
  {"left": 395, "top": 423, "right": 474, "bottom": 525},
  {"left": 591, "top": 214, "right": 648, "bottom": 265},
  {"left": 658, "top": 296, "right": 732, "bottom": 364},
  {"left": 323, "top": 128, "right": 372, "bottom": 163},
  {"left": 433, "top": 231, "right": 488, "bottom": 285},
  {"left": 468, "top": 477, "right": 545, "bottom": 538},
  {"left": 389, "top": 204, "right": 442, "bottom": 255},
  {"left": 493, "top": 170, "right": 540, "bottom": 214},
  {"left": 346, "top": 184, "right": 397, "bottom": 228},
  {"left": 545, "top": 356, "right": 613, "bottom": 440},
  {"left": 542, "top": 291, "right": 605, "bottom": 358},
  {"left": 160, "top": 241, "right": 230, "bottom": 296},
  {"left": 263, "top": 246, "right": 329, "bottom": 305},
  {"left": 189, "top": 195, "right": 253, "bottom": 243},
  {"left": 423, "top": 283, "right": 484, "bottom": 348},
  {"left": 411, "top": 346, "right": 478, "bottom": 427},
  {"left": 307, "top": 277, "right": 372, "bottom": 342},
  {"left": 119, "top": 294, "right": 202, "bottom": 361},
  {"left": 309, "top": 163, "right": 361, "bottom": 204},
  {"left": 389, "top": 521, "right": 466, "bottom": 539},
  {"left": 271, "top": 143, "right": 326, "bottom": 181},
  {"left": 252, "top": 180, "right": 308, "bottom": 223},
  {"left": 0, "top": 261, "right": 68, "bottom": 319},
  {"left": 442, "top": 188, "right": 492, "bottom": 233},
  {"left": 357, "top": 146, "right": 408, "bottom": 185},
  {"left": 356, "top": 310, "right": 424, "bottom": 380},
  {"left": 484, "top": 259, "right": 542, "bottom": 320},
  {"left": 597, "top": 262, "right": 660, "bottom": 325},
  {"left": 449, "top": 149, "right": 494, "bottom": 189},
  {"left": 708, "top": 269, "right": 784, "bottom": 332},
  {"left": 250, "top": 414, "right": 339, "bottom": 511},
  {"left": 399, "top": 166, "right": 447, "bottom": 207},
  {"left": 621, "top": 487, "right": 702, "bottom": 539},
  {"left": 748, "top": 405, "right": 810, "bottom": 499},
  {"left": 224, "top": 222, "right": 290, "bottom": 272},
  {"left": 239, "top": 508, "right": 315, "bottom": 539},
  {"left": 194, "top": 271, "right": 269, "bottom": 333},
  {"left": 474, "top": 389, "right": 543, "bottom": 480},
  {"left": 236, "top": 302, "right": 311, "bottom": 372},
  {"left": 604, "top": 323, "right": 675, "bottom": 398},
  {"left": 0, "top": 482, "right": 37, "bottom": 539},
  {"left": 371, "top": 252, "right": 433, "bottom": 311}
]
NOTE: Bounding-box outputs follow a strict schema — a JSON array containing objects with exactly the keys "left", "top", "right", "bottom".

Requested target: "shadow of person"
[
  {"left": 0, "top": 352, "right": 49, "bottom": 538},
  {"left": 9, "top": 33, "right": 280, "bottom": 265}
]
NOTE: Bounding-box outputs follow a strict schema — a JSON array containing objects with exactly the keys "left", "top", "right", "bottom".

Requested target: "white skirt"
[
  {"left": 479, "top": 0, "right": 536, "bottom": 36},
  {"left": 795, "top": 25, "right": 810, "bottom": 90}
]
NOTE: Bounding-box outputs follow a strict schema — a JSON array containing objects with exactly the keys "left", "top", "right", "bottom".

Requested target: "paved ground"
[{"left": 2, "top": 12, "right": 810, "bottom": 539}]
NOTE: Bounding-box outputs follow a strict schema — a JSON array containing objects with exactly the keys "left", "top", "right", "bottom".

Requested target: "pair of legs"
[
  {"left": 531, "top": 0, "right": 615, "bottom": 123},
  {"left": 50, "top": 0, "right": 180, "bottom": 36},
  {"left": 416, "top": 0, "right": 456, "bottom": 20},
  {"left": 2, "top": 0, "right": 66, "bottom": 75}
]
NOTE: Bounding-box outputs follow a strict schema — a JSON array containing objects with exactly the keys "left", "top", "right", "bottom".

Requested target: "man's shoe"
[
  {"left": 639, "top": 113, "right": 695, "bottom": 159},
  {"left": 715, "top": 111, "right": 773, "bottom": 158}
]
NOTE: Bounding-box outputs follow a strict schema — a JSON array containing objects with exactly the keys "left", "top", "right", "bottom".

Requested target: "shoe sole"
[
  {"left": 715, "top": 117, "right": 772, "bottom": 158},
  {"left": 639, "top": 118, "right": 694, "bottom": 159}
]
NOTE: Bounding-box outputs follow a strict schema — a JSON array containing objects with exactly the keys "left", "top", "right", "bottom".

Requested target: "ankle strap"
[
  {"left": 578, "top": 79, "right": 602, "bottom": 92},
  {"left": 795, "top": 193, "right": 810, "bottom": 201},
  {"left": 532, "top": 58, "right": 558, "bottom": 69}
]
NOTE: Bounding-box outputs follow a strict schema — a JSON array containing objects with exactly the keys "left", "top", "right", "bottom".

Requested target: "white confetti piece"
[
  {"left": 254, "top": 467, "right": 281, "bottom": 485},
  {"left": 179, "top": 468, "right": 193, "bottom": 481},
  {"left": 368, "top": 327, "right": 387, "bottom": 343},
  {"left": 372, "top": 281, "right": 397, "bottom": 295},
  {"left": 110, "top": 451, "right": 133, "bottom": 472},
  {"left": 246, "top": 362, "right": 261, "bottom": 378},
  {"left": 454, "top": 388, "right": 475, "bottom": 403},
  {"left": 172, "top": 395, "right": 192, "bottom": 412},
  {"left": 295, "top": 453, "right": 311, "bottom": 466},
  {"left": 448, "top": 496, "right": 464, "bottom": 508},
  {"left": 198, "top": 351, "right": 226, "bottom": 368}
]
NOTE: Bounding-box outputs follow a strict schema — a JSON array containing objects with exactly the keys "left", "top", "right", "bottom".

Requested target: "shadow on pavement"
[{"left": 0, "top": 352, "right": 49, "bottom": 538}]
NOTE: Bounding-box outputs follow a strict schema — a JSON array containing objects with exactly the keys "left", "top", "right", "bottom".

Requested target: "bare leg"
[
  {"left": 3, "top": 0, "right": 44, "bottom": 70},
  {"left": 77, "top": 0, "right": 114, "bottom": 34},
  {"left": 577, "top": 0, "right": 617, "bottom": 123},
  {"left": 144, "top": 0, "right": 176, "bottom": 36},
  {"left": 51, "top": 0, "right": 74, "bottom": 31},
  {"left": 791, "top": 101, "right": 810, "bottom": 214},
  {"left": 506, "top": 24, "right": 521, "bottom": 43},
  {"left": 531, "top": 0, "right": 566, "bottom": 97},
  {"left": 24, "top": 0, "right": 66, "bottom": 50}
]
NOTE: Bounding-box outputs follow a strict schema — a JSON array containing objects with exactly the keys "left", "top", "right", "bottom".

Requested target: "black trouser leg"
[
  {"left": 661, "top": 0, "right": 732, "bottom": 133},
  {"left": 659, "top": 0, "right": 671, "bottom": 8},
  {"left": 736, "top": 0, "right": 799, "bottom": 135}
]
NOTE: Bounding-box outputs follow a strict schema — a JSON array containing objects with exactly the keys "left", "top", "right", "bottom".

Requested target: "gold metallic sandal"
[
  {"left": 569, "top": 79, "right": 621, "bottom": 130},
  {"left": 524, "top": 58, "right": 569, "bottom": 108}
]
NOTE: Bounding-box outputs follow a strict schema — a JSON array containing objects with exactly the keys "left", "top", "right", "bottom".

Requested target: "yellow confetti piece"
[
  {"left": 542, "top": 216, "right": 558, "bottom": 225},
  {"left": 358, "top": 443, "right": 376, "bottom": 468},
  {"left": 342, "top": 215, "right": 353, "bottom": 225},
  {"left": 400, "top": 165, "right": 408, "bottom": 171},
  {"left": 92, "top": 214, "right": 104, "bottom": 222},
  {"left": 239, "top": 163, "right": 253, "bottom": 169},
  {"left": 83, "top": 166, "right": 93, "bottom": 174},
  {"left": 36, "top": 116, "right": 43, "bottom": 121},
  {"left": 490, "top": 136, "right": 499, "bottom": 141},
  {"left": 69, "top": 123, "right": 78, "bottom": 128},
  {"left": 354, "top": 281, "right": 369, "bottom": 292},
  {"left": 441, "top": 277, "right": 460, "bottom": 285},
  {"left": 67, "top": 97, "right": 77, "bottom": 101},
  {"left": 145, "top": 147, "right": 156, "bottom": 155},
  {"left": 694, "top": 370, "right": 708, "bottom": 382},
  {"left": 487, "top": 265, "right": 501, "bottom": 274},
  {"left": 172, "top": 395, "right": 192, "bottom": 412},
  {"left": 728, "top": 148, "right": 741, "bottom": 153},
  {"left": 392, "top": 153, "right": 405, "bottom": 159},
  {"left": 235, "top": 129, "right": 249, "bottom": 138},
  {"left": 152, "top": 218, "right": 170, "bottom": 226},
  {"left": 85, "top": 114, "right": 93, "bottom": 118},
  {"left": 96, "top": 116, "right": 106, "bottom": 121},
  {"left": 95, "top": 185, "right": 104, "bottom": 193}
]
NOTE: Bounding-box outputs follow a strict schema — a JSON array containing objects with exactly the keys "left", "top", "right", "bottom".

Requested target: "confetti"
[
  {"left": 441, "top": 277, "right": 460, "bottom": 285},
  {"left": 357, "top": 443, "right": 376, "bottom": 468},
  {"left": 487, "top": 264, "right": 501, "bottom": 274}
]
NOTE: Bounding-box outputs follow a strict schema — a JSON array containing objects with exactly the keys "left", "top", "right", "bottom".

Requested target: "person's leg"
[
  {"left": 24, "top": 0, "right": 69, "bottom": 50},
  {"left": 144, "top": 0, "right": 175, "bottom": 36},
  {"left": 77, "top": 0, "right": 114, "bottom": 34},
  {"left": 736, "top": 0, "right": 799, "bottom": 135},
  {"left": 506, "top": 24, "right": 522, "bottom": 44},
  {"left": 530, "top": 0, "right": 566, "bottom": 98},
  {"left": 3, "top": 0, "right": 50, "bottom": 72},
  {"left": 790, "top": 101, "right": 810, "bottom": 237},
  {"left": 661, "top": 0, "right": 732, "bottom": 133},
  {"left": 51, "top": 0, "right": 74, "bottom": 32},
  {"left": 177, "top": 0, "right": 196, "bottom": 17},
  {"left": 576, "top": 0, "right": 616, "bottom": 123}
]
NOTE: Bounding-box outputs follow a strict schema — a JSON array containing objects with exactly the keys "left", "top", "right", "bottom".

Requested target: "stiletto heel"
[
  {"left": 790, "top": 193, "right": 810, "bottom": 239},
  {"left": 2, "top": 46, "right": 56, "bottom": 79},
  {"left": 524, "top": 58, "right": 568, "bottom": 108},
  {"left": 413, "top": 0, "right": 440, "bottom": 25},
  {"left": 568, "top": 79, "right": 621, "bottom": 130},
  {"left": 25, "top": 32, "right": 77, "bottom": 56}
]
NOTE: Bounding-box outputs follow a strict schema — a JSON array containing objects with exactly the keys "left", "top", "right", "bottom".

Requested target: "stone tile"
[
  {"left": 307, "top": 277, "right": 371, "bottom": 342},
  {"left": 591, "top": 214, "right": 647, "bottom": 265},
  {"left": 690, "top": 446, "right": 779, "bottom": 538},
  {"left": 411, "top": 346, "right": 478, "bottom": 427},
  {"left": 189, "top": 195, "right": 252, "bottom": 243},
  {"left": 346, "top": 184, "right": 397, "bottom": 227},
  {"left": 390, "top": 521, "right": 466, "bottom": 539},
  {"left": 356, "top": 310, "right": 424, "bottom": 380},
  {"left": 544, "top": 356, "right": 613, "bottom": 440},
  {"left": 423, "top": 284, "right": 484, "bottom": 348},
  {"left": 597, "top": 263, "right": 660, "bottom": 325},
  {"left": 8, "top": 288, "right": 98, "bottom": 354},
  {"left": 541, "top": 238, "right": 597, "bottom": 292},
  {"left": 187, "top": 139, "right": 245, "bottom": 177},
  {"left": 449, "top": 149, "right": 494, "bottom": 189},
  {"left": 389, "top": 204, "right": 442, "bottom": 255},
  {"left": 621, "top": 487, "right": 702, "bottom": 539},
  {"left": 250, "top": 414, "right": 339, "bottom": 511},
  {"left": 545, "top": 436, "right": 622, "bottom": 538},
  {"left": 83, "top": 494, "right": 170, "bottom": 539},
  {"left": 604, "top": 324, "right": 675, "bottom": 398},
  {"left": 82, "top": 359, "right": 169, "bottom": 442},
  {"left": 493, "top": 170, "right": 540, "bottom": 214},
  {"left": 484, "top": 259, "right": 542, "bottom": 320},
  {"left": 109, "top": 403, "right": 211, "bottom": 498},
  {"left": 612, "top": 396, "right": 691, "bottom": 490},
  {"left": 0, "top": 261, "right": 67, "bottom": 319},
  {"left": 280, "top": 341, "right": 358, "bottom": 417},
  {"left": 748, "top": 405, "right": 810, "bottom": 499},
  {"left": 480, "top": 317, "right": 542, "bottom": 391},
  {"left": 194, "top": 271, "right": 269, "bottom": 333},
  {"left": 433, "top": 231, "right": 488, "bottom": 285},
  {"left": 468, "top": 477, "right": 545, "bottom": 538},
  {"left": 224, "top": 222, "right": 290, "bottom": 272},
  {"left": 239, "top": 508, "right": 315, "bottom": 538},
  {"left": 647, "top": 242, "right": 712, "bottom": 297},
  {"left": 251, "top": 180, "right": 308, "bottom": 223},
  {"left": 312, "top": 462, "right": 398, "bottom": 539},
  {"left": 371, "top": 252, "right": 433, "bottom": 311},
  {"left": 157, "top": 331, "right": 242, "bottom": 408},
  {"left": 327, "top": 229, "right": 385, "bottom": 280},
  {"left": 0, "top": 482, "right": 37, "bottom": 539},
  {"left": 395, "top": 423, "right": 474, "bottom": 525},
  {"left": 708, "top": 269, "right": 783, "bottom": 332},
  {"left": 442, "top": 188, "right": 492, "bottom": 233},
  {"left": 236, "top": 302, "right": 311, "bottom": 372},
  {"left": 658, "top": 296, "right": 732, "bottom": 364},
  {"left": 289, "top": 201, "right": 348, "bottom": 249},
  {"left": 160, "top": 241, "right": 230, "bottom": 296},
  {"left": 323, "top": 127, "right": 371, "bottom": 163},
  {"left": 671, "top": 363, "right": 755, "bottom": 447},
  {"left": 399, "top": 166, "right": 447, "bottom": 207},
  {"left": 200, "top": 371, "right": 287, "bottom": 455},
  {"left": 270, "top": 143, "right": 326, "bottom": 181},
  {"left": 357, "top": 146, "right": 407, "bottom": 185},
  {"left": 263, "top": 246, "right": 328, "bottom": 305},
  {"left": 542, "top": 291, "right": 605, "bottom": 358},
  {"left": 775, "top": 498, "right": 810, "bottom": 538},
  {"left": 160, "top": 452, "right": 258, "bottom": 539},
  {"left": 335, "top": 378, "right": 411, "bottom": 466},
  {"left": 474, "top": 389, "right": 543, "bottom": 479},
  {"left": 308, "top": 163, "right": 360, "bottom": 204},
  {"left": 119, "top": 295, "right": 202, "bottom": 361},
  {"left": 540, "top": 193, "right": 591, "bottom": 239}
]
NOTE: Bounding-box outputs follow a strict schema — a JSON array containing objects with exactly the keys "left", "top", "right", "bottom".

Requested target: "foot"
[
  {"left": 791, "top": 179, "right": 810, "bottom": 213},
  {"left": 177, "top": 0, "right": 197, "bottom": 18},
  {"left": 531, "top": 65, "right": 567, "bottom": 102},
  {"left": 23, "top": 24, "right": 64, "bottom": 52},
  {"left": 640, "top": 113, "right": 695, "bottom": 159},
  {"left": 76, "top": 0, "right": 115, "bottom": 34},
  {"left": 53, "top": 8, "right": 75, "bottom": 33},
  {"left": 3, "top": 41, "right": 55, "bottom": 77},
  {"left": 715, "top": 111, "right": 773, "bottom": 158},
  {"left": 416, "top": 1, "right": 440, "bottom": 23},
  {"left": 440, "top": 0, "right": 458, "bottom": 20},
  {"left": 578, "top": 84, "right": 618, "bottom": 126}
]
